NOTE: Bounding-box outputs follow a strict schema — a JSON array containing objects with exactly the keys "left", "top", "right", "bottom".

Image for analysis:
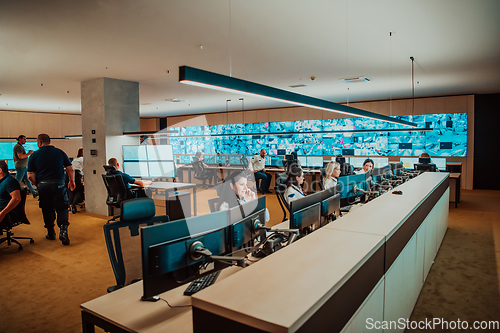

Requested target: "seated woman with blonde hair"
[{"left": 323, "top": 161, "right": 341, "bottom": 190}]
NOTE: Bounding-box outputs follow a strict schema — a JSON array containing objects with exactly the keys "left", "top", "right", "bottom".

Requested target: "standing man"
[
  {"left": 27, "top": 134, "right": 75, "bottom": 245},
  {"left": 13, "top": 135, "right": 37, "bottom": 198},
  {"left": 249, "top": 149, "right": 272, "bottom": 194}
]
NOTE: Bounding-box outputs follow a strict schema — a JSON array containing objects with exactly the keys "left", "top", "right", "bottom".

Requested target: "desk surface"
[
  {"left": 81, "top": 267, "right": 242, "bottom": 333},
  {"left": 145, "top": 181, "right": 196, "bottom": 190}
]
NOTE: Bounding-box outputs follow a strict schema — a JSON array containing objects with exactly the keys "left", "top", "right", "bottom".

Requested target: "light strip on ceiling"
[
  {"left": 179, "top": 66, "right": 417, "bottom": 127},
  {"left": 122, "top": 130, "right": 178, "bottom": 137}
]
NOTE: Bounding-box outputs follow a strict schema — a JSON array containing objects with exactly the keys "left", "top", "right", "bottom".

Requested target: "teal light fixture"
[{"left": 179, "top": 66, "right": 417, "bottom": 127}]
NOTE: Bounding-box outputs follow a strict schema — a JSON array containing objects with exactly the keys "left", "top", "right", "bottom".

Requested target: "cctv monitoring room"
[{"left": 1, "top": 1, "right": 500, "bottom": 332}]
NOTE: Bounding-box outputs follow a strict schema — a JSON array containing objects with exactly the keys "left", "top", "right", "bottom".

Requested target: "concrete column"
[{"left": 81, "top": 78, "right": 140, "bottom": 216}]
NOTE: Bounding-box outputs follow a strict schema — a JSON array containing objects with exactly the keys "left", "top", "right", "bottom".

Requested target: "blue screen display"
[{"left": 170, "top": 112, "right": 467, "bottom": 157}]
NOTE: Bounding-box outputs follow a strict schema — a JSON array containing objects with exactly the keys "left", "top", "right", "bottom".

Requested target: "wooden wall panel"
[
  {"left": 445, "top": 95, "right": 468, "bottom": 113},
  {"left": 425, "top": 97, "right": 446, "bottom": 114},
  {"left": 140, "top": 118, "right": 158, "bottom": 132},
  {"left": 227, "top": 111, "right": 243, "bottom": 124}
]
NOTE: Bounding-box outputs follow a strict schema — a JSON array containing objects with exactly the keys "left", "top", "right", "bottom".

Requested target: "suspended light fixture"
[{"left": 179, "top": 66, "right": 417, "bottom": 127}]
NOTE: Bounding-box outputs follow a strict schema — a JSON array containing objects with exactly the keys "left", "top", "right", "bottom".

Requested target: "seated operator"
[
  {"left": 107, "top": 158, "right": 152, "bottom": 198},
  {"left": 218, "top": 171, "right": 270, "bottom": 222},
  {"left": 249, "top": 149, "right": 272, "bottom": 194},
  {"left": 355, "top": 158, "right": 374, "bottom": 174},
  {"left": 0, "top": 160, "right": 22, "bottom": 227},
  {"left": 323, "top": 161, "right": 341, "bottom": 189},
  {"left": 284, "top": 166, "right": 306, "bottom": 205}
]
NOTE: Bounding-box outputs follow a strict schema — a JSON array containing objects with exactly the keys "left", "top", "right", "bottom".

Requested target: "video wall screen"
[
  {"left": 0, "top": 141, "right": 39, "bottom": 169},
  {"left": 168, "top": 113, "right": 467, "bottom": 157},
  {"left": 122, "top": 144, "right": 175, "bottom": 178}
]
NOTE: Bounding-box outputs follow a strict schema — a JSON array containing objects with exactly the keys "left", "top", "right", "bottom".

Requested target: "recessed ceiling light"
[
  {"left": 340, "top": 77, "right": 371, "bottom": 83},
  {"left": 164, "top": 98, "right": 185, "bottom": 103}
]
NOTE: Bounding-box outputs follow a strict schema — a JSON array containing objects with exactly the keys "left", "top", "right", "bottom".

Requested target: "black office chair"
[
  {"left": 103, "top": 165, "right": 115, "bottom": 174},
  {"left": 103, "top": 197, "right": 170, "bottom": 293},
  {"left": 192, "top": 161, "right": 211, "bottom": 188},
  {"left": 0, "top": 188, "right": 34, "bottom": 251},
  {"left": 102, "top": 173, "right": 130, "bottom": 217},
  {"left": 67, "top": 170, "right": 85, "bottom": 214},
  {"left": 207, "top": 198, "right": 220, "bottom": 213},
  {"left": 274, "top": 174, "right": 291, "bottom": 222}
]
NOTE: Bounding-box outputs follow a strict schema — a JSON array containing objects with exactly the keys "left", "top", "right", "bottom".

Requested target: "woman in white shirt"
[
  {"left": 323, "top": 161, "right": 341, "bottom": 189},
  {"left": 284, "top": 166, "right": 306, "bottom": 205}
]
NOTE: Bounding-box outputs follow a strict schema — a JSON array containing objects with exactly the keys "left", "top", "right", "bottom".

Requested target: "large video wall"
[
  {"left": 0, "top": 141, "right": 39, "bottom": 169},
  {"left": 168, "top": 113, "right": 467, "bottom": 157}
]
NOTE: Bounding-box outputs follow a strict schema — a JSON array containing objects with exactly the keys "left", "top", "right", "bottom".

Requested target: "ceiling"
[{"left": 1, "top": 0, "right": 500, "bottom": 118}]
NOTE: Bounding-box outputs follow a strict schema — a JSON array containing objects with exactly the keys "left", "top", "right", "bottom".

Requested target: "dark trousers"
[
  {"left": 37, "top": 182, "right": 69, "bottom": 229},
  {"left": 254, "top": 171, "right": 272, "bottom": 192},
  {"left": 68, "top": 171, "right": 84, "bottom": 206}
]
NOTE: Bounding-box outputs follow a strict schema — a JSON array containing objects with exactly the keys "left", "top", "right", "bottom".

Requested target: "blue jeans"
[{"left": 15, "top": 167, "right": 36, "bottom": 195}]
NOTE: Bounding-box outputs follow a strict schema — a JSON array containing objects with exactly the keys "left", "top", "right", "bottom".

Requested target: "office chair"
[
  {"left": 103, "top": 165, "right": 115, "bottom": 174},
  {"left": 102, "top": 173, "right": 130, "bottom": 217},
  {"left": 274, "top": 174, "right": 291, "bottom": 222},
  {"left": 103, "top": 197, "right": 170, "bottom": 293},
  {"left": 207, "top": 198, "right": 220, "bottom": 213},
  {"left": 0, "top": 188, "right": 34, "bottom": 251},
  {"left": 191, "top": 161, "right": 211, "bottom": 189},
  {"left": 67, "top": 170, "right": 85, "bottom": 214}
]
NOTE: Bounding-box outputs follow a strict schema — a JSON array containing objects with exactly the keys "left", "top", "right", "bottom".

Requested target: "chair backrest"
[
  {"left": 103, "top": 198, "right": 169, "bottom": 291},
  {"left": 191, "top": 161, "right": 204, "bottom": 175},
  {"left": 274, "top": 174, "right": 290, "bottom": 222},
  {"left": 103, "top": 165, "right": 115, "bottom": 174},
  {"left": 102, "top": 174, "right": 129, "bottom": 208},
  {"left": 208, "top": 197, "right": 220, "bottom": 213}
]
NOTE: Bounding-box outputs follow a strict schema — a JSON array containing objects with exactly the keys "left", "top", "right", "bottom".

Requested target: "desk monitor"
[
  {"left": 321, "top": 185, "right": 341, "bottom": 221},
  {"left": 228, "top": 155, "right": 243, "bottom": 165},
  {"left": 146, "top": 145, "right": 173, "bottom": 161},
  {"left": 203, "top": 155, "right": 215, "bottom": 164},
  {"left": 264, "top": 155, "right": 271, "bottom": 166},
  {"left": 372, "top": 157, "right": 389, "bottom": 167},
  {"left": 400, "top": 157, "right": 419, "bottom": 169},
  {"left": 148, "top": 161, "right": 175, "bottom": 178},
  {"left": 228, "top": 196, "right": 267, "bottom": 252},
  {"left": 390, "top": 162, "right": 404, "bottom": 176},
  {"left": 333, "top": 156, "right": 350, "bottom": 164},
  {"left": 123, "top": 145, "right": 148, "bottom": 161},
  {"left": 431, "top": 157, "right": 446, "bottom": 171},
  {"left": 180, "top": 155, "right": 192, "bottom": 164},
  {"left": 418, "top": 157, "right": 431, "bottom": 164},
  {"left": 349, "top": 157, "right": 366, "bottom": 168},
  {"left": 289, "top": 191, "right": 322, "bottom": 236},
  {"left": 371, "top": 165, "right": 392, "bottom": 183},
  {"left": 123, "top": 161, "right": 149, "bottom": 177},
  {"left": 415, "top": 163, "right": 437, "bottom": 172},
  {"left": 307, "top": 156, "right": 323, "bottom": 168},
  {"left": 298, "top": 156, "right": 307, "bottom": 167},
  {"left": 217, "top": 155, "right": 227, "bottom": 165},
  {"left": 337, "top": 173, "right": 367, "bottom": 206},
  {"left": 270, "top": 156, "right": 283, "bottom": 167},
  {"left": 141, "top": 211, "right": 235, "bottom": 301}
]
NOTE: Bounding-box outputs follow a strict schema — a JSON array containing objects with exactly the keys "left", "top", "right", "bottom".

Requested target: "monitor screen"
[
  {"left": 217, "top": 155, "right": 227, "bottom": 164},
  {"left": 264, "top": 156, "right": 271, "bottom": 166},
  {"left": 349, "top": 157, "right": 366, "bottom": 168},
  {"left": 0, "top": 142, "right": 14, "bottom": 160},
  {"left": 23, "top": 142, "right": 39, "bottom": 153},
  {"left": 7, "top": 159, "right": 15, "bottom": 170},
  {"left": 307, "top": 156, "right": 323, "bottom": 168},
  {"left": 123, "top": 145, "right": 147, "bottom": 161},
  {"left": 337, "top": 173, "right": 367, "bottom": 200},
  {"left": 289, "top": 191, "right": 323, "bottom": 236},
  {"left": 298, "top": 156, "right": 307, "bottom": 167},
  {"left": 371, "top": 157, "right": 389, "bottom": 167},
  {"left": 332, "top": 156, "right": 350, "bottom": 164},
  {"left": 321, "top": 185, "right": 341, "bottom": 220},
  {"left": 146, "top": 145, "right": 173, "bottom": 161},
  {"left": 228, "top": 155, "right": 242, "bottom": 165},
  {"left": 180, "top": 155, "right": 192, "bottom": 164},
  {"left": 400, "top": 157, "right": 419, "bottom": 169},
  {"left": 203, "top": 155, "right": 215, "bottom": 164},
  {"left": 269, "top": 156, "right": 283, "bottom": 167},
  {"left": 431, "top": 157, "right": 446, "bottom": 171},
  {"left": 123, "top": 161, "right": 149, "bottom": 177},
  {"left": 148, "top": 161, "right": 175, "bottom": 178}
]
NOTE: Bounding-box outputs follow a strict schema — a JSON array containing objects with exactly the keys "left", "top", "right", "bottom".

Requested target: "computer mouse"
[{"left": 392, "top": 190, "right": 403, "bottom": 195}]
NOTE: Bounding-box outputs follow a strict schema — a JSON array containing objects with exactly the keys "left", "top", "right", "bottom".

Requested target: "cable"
[{"left": 159, "top": 297, "right": 192, "bottom": 308}]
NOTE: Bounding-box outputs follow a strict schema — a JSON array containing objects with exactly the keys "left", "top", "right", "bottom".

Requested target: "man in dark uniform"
[
  {"left": 27, "top": 134, "right": 75, "bottom": 245},
  {"left": 0, "top": 160, "right": 21, "bottom": 226}
]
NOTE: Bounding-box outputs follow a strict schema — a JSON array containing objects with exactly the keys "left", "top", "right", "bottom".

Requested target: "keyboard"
[{"left": 183, "top": 271, "right": 221, "bottom": 296}]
